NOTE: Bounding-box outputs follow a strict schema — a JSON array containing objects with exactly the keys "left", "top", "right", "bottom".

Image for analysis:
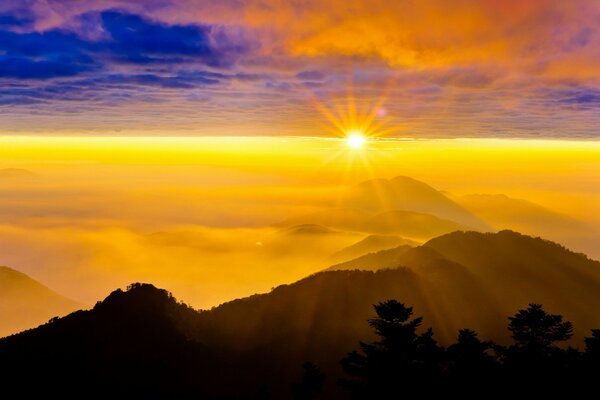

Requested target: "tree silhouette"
[
  {"left": 582, "top": 329, "right": 600, "bottom": 378},
  {"left": 254, "top": 385, "right": 272, "bottom": 400},
  {"left": 508, "top": 303, "right": 573, "bottom": 349},
  {"left": 500, "top": 303, "right": 577, "bottom": 396},
  {"left": 291, "top": 362, "right": 326, "bottom": 400},
  {"left": 445, "top": 329, "right": 499, "bottom": 394},
  {"left": 584, "top": 329, "right": 600, "bottom": 358},
  {"left": 446, "top": 329, "right": 498, "bottom": 373},
  {"left": 5, "top": 288, "right": 600, "bottom": 398},
  {"left": 340, "top": 300, "right": 443, "bottom": 398}
]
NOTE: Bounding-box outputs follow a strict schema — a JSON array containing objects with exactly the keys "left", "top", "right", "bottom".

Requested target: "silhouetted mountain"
[
  {"left": 329, "top": 234, "right": 419, "bottom": 264},
  {"left": 328, "top": 230, "right": 600, "bottom": 342},
  {"left": 2, "top": 231, "right": 600, "bottom": 397},
  {"left": 327, "top": 245, "right": 443, "bottom": 271},
  {"left": 345, "top": 177, "right": 490, "bottom": 230},
  {"left": 0, "top": 283, "right": 209, "bottom": 397},
  {"left": 0, "top": 266, "right": 80, "bottom": 337},
  {"left": 189, "top": 232, "right": 600, "bottom": 394},
  {"left": 456, "top": 193, "right": 600, "bottom": 259}
]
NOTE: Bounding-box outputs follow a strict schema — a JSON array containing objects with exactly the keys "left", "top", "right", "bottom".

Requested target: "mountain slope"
[
  {"left": 0, "top": 266, "right": 81, "bottom": 337},
  {"left": 366, "top": 209, "right": 468, "bottom": 239},
  {"left": 425, "top": 231, "right": 600, "bottom": 326},
  {"left": 456, "top": 194, "right": 584, "bottom": 231},
  {"left": 0, "top": 168, "right": 38, "bottom": 180},
  {"left": 456, "top": 193, "right": 599, "bottom": 259},
  {"left": 327, "top": 230, "right": 600, "bottom": 341},
  {"left": 278, "top": 208, "right": 470, "bottom": 240},
  {"left": 0, "top": 283, "right": 208, "bottom": 397},
  {"left": 345, "top": 176, "right": 490, "bottom": 230},
  {"left": 2, "top": 231, "right": 600, "bottom": 397},
  {"left": 262, "top": 224, "right": 362, "bottom": 258},
  {"left": 329, "top": 234, "right": 419, "bottom": 264},
  {"left": 327, "top": 244, "right": 444, "bottom": 271}
]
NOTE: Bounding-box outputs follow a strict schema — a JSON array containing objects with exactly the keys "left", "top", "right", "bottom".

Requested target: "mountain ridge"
[
  {"left": 348, "top": 176, "right": 490, "bottom": 230},
  {"left": 0, "top": 266, "right": 81, "bottom": 337},
  {"left": 3, "top": 230, "right": 600, "bottom": 397}
]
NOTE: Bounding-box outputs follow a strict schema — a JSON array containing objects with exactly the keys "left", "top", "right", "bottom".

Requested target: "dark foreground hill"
[
  {"left": 1, "top": 231, "right": 600, "bottom": 398},
  {"left": 0, "top": 284, "right": 212, "bottom": 397}
]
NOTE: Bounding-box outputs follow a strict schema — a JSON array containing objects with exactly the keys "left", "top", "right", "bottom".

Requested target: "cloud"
[
  {"left": 97, "top": 11, "right": 246, "bottom": 67},
  {"left": 0, "top": 9, "right": 252, "bottom": 77},
  {"left": 296, "top": 70, "right": 325, "bottom": 81},
  {"left": 0, "top": 29, "right": 95, "bottom": 79},
  {"left": 557, "top": 87, "right": 600, "bottom": 108},
  {"left": 0, "top": 9, "right": 256, "bottom": 110},
  {"left": 1, "top": 1, "right": 600, "bottom": 137}
]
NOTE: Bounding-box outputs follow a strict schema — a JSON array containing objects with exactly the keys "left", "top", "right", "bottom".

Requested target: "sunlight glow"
[{"left": 347, "top": 131, "right": 367, "bottom": 148}]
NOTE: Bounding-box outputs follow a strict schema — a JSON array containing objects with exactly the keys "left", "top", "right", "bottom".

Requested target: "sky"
[
  {"left": 1, "top": 1, "right": 600, "bottom": 315},
  {"left": 1, "top": 0, "right": 600, "bottom": 137}
]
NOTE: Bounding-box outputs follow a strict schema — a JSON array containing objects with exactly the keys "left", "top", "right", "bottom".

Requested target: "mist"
[{"left": 0, "top": 137, "right": 599, "bottom": 310}]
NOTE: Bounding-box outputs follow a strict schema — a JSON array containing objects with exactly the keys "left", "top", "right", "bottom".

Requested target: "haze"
[{"left": 0, "top": 136, "right": 598, "bottom": 310}]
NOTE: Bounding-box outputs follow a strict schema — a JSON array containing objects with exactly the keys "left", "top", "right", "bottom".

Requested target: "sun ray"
[
  {"left": 310, "top": 81, "right": 407, "bottom": 212},
  {"left": 312, "top": 88, "right": 398, "bottom": 146}
]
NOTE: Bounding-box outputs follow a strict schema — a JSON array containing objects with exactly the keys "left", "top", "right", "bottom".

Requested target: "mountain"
[
  {"left": 344, "top": 176, "right": 490, "bottom": 230},
  {"left": 279, "top": 208, "right": 470, "bottom": 241},
  {"left": 279, "top": 223, "right": 338, "bottom": 236},
  {"left": 262, "top": 224, "right": 362, "bottom": 258},
  {"left": 0, "top": 266, "right": 81, "bottom": 337},
  {"left": 277, "top": 177, "right": 491, "bottom": 240},
  {"left": 425, "top": 230, "right": 600, "bottom": 324},
  {"left": 365, "top": 210, "right": 468, "bottom": 239},
  {"left": 0, "top": 283, "right": 208, "bottom": 397},
  {"left": 276, "top": 208, "right": 373, "bottom": 230},
  {"left": 0, "top": 168, "right": 38, "bottom": 180},
  {"left": 2, "top": 231, "right": 600, "bottom": 397},
  {"left": 329, "top": 234, "right": 419, "bottom": 264},
  {"left": 327, "top": 244, "right": 443, "bottom": 271},
  {"left": 456, "top": 193, "right": 599, "bottom": 259},
  {"left": 456, "top": 194, "right": 582, "bottom": 231},
  {"left": 328, "top": 230, "right": 600, "bottom": 340}
]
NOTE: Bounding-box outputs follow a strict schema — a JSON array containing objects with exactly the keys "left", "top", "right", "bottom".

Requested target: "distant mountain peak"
[
  {"left": 357, "top": 176, "right": 438, "bottom": 190},
  {"left": 349, "top": 176, "right": 491, "bottom": 231},
  {"left": 390, "top": 175, "right": 432, "bottom": 185},
  {"left": 280, "top": 224, "right": 337, "bottom": 235},
  {"left": 96, "top": 283, "right": 176, "bottom": 309},
  {"left": 0, "top": 168, "right": 39, "bottom": 179},
  {"left": 0, "top": 266, "right": 81, "bottom": 337}
]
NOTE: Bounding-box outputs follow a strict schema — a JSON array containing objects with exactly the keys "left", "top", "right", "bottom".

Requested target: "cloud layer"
[{"left": 0, "top": 0, "right": 600, "bottom": 137}]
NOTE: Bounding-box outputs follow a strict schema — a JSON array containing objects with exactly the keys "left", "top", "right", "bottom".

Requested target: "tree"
[
  {"left": 446, "top": 329, "right": 497, "bottom": 374},
  {"left": 340, "top": 300, "right": 443, "bottom": 398},
  {"left": 502, "top": 303, "right": 576, "bottom": 395},
  {"left": 508, "top": 304, "right": 573, "bottom": 350},
  {"left": 584, "top": 329, "right": 600, "bottom": 359},
  {"left": 582, "top": 329, "right": 600, "bottom": 377},
  {"left": 291, "top": 362, "right": 325, "bottom": 400}
]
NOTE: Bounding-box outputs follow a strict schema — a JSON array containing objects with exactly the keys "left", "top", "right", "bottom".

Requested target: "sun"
[
  {"left": 312, "top": 89, "right": 396, "bottom": 151},
  {"left": 346, "top": 130, "right": 367, "bottom": 148}
]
